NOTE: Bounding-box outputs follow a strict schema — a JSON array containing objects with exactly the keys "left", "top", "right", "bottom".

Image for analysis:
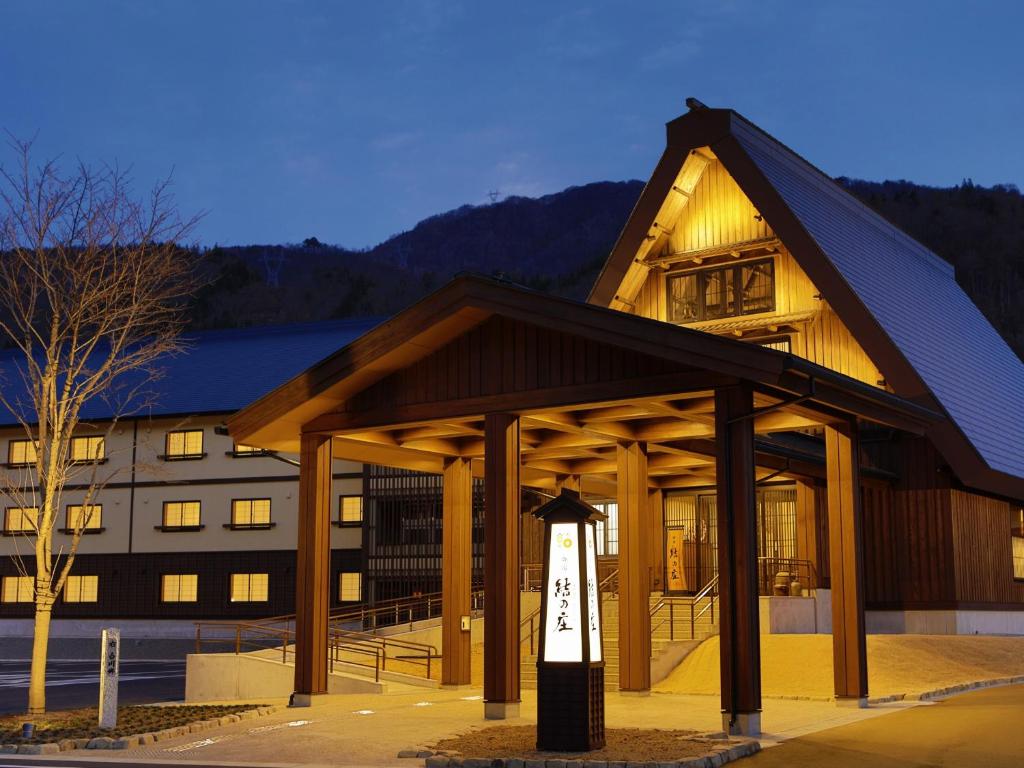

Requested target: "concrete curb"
[
  {"left": 2, "top": 704, "right": 279, "bottom": 755},
  {"left": 911, "top": 674, "right": 1024, "bottom": 702},
  {"left": 419, "top": 739, "right": 761, "bottom": 767}
]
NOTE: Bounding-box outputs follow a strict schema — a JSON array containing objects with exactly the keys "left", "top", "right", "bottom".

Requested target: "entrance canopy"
[{"left": 229, "top": 275, "right": 937, "bottom": 493}]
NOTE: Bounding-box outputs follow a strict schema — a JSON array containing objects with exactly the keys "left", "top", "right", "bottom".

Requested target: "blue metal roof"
[
  {"left": 732, "top": 117, "right": 1024, "bottom": 481},
  {"left": 0, "top": 318, "right": 381, "bottom": 426}
]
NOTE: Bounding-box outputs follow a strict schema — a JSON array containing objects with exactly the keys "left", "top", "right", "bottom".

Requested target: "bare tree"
[{"left": 0, "top": 138, "right": 199, "bottom": 714}]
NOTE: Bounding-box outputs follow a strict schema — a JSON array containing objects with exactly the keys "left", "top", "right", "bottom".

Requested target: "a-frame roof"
[{"left": 590, "top": 105, "right": 1024, "bottom": 501}]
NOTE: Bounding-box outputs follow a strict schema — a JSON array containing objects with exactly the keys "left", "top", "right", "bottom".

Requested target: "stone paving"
[{"left": 118, "top": 686, "right": 920, "bottom": 767}]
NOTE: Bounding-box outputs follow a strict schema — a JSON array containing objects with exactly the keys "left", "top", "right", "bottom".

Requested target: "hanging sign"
[{"left": 667, "top": 528, "right": 686, "bottom": 592}]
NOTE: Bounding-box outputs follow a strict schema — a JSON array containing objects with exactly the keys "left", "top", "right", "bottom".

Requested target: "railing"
[
  {"left": 649, "top": 574, "right": 719, "bottom": 642},
  {"left": 519, "top": 567, "right": 619, "bottom": 656},
  {"left": 522, "top": 559, "right": 619, "bottom": 593},
  {"left": 757, "top": 556, "right": 817, "bottom": 596}
]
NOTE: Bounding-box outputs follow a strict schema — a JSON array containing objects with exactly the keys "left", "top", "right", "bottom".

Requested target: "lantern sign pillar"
[{"left": 534, "top": 489, "right": 605, "bottom": 753}]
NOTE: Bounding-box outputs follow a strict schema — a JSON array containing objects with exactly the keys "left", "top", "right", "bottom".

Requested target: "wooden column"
[
  {"left": 617, "top": 440, "right": 651, "bottom": 693},
  {"left": 556, "top": 474, "right": 581, "bottom": 493},
  {"left": 483, "top": 413, "right": 521, "bottom": 719},
  {"left": 826, "top": 422, "right": 868, "bottom": 704},
  {"left": 715, "top": 386, "right": 761, "bottom": 735},
  {"left": 293, "top": 432, "right": 333, "bottom": 705},
  {"left": 648, "top": 489, "right": 665, "bottom": 593},
  {"left": 442, "top": 456, "right": 473, "bottom": 687},
  {"left": 795, "top": 480, "right": 821, "bottom": 588}
]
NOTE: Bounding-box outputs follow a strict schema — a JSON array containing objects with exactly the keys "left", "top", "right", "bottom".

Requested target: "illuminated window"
[
  {"left": 66, "top": 504, "right": 102, "bottom": 531},
  {"left": 230, "top": 573, "right": 268, "bottom": 602},
  {"left": 232, "top": 443, "right": 267, "bottom": 456},
  {"left": 667, "top": 258, "right": 775, "bottom": 323},
  {"left": 1, "top": 576, "right": 33, "bottom": 603},
  {"left": 64, "top": 575, "right": 99, "bottom": 603},
  {"left": 231, "top": 499, "right": 272, "bottom": 528},
  {"left": 757, "top": 336, "right": 792, "bottom": 353},
  {"left": 339, "top": 496, "right": 363, "bottom": 526},
  {"left": 1012, "top": 509, "right": 1024, "bottom": 580},
  {"left": 165, "top": 430, "right": 204, "bottom": 459},
  {"left": 70, "top": 436, "right": 105, "bottom": 462},
  {"left": 162, "top": 501, "right": 201, "bottom": 528},
  {"left": 161, "top": 574, "right": 198, "bottom": 602},
  {"left": 339, "top": 572, "right": 361, "bottom": 602},
  {"left": 8, "top": 439, "right": 37, "bottom": 467},
  {"left": 593, "top": 501, "right": 618, "bottom": 556},
  {"left": 4, "top": 507, "right": 38, "bottom": 533}
]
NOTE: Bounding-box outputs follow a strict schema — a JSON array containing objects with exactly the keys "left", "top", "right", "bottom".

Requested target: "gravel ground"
[{"left": 431, "top": 725, "right": 713, "bottom": 762}]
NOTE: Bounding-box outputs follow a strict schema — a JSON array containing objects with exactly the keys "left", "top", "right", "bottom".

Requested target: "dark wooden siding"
[{"left": 951, "top": 490, "right": 1024, "bottom": 606}]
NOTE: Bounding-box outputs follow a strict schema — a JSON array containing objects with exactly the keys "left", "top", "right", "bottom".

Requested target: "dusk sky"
[{"left": 3, "top": 1, "right": 1022, "bottom": 248}]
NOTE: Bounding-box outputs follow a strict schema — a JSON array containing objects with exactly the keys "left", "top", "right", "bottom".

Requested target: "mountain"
[{"left": 190, "top": 177, "right": 1024, "bottom": 360}]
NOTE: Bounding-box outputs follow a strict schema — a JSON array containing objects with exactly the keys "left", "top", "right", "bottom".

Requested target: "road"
[
  {"left": 0, "top": 659, "right": 185, "bottom": 714},
  {"left": 751, "top": 683, "right": 1024, "bottom": 767}
]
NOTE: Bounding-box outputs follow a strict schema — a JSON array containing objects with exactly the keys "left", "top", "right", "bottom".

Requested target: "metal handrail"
[{"left": 649, "top": 574, "right": 719, "bottom": 641}]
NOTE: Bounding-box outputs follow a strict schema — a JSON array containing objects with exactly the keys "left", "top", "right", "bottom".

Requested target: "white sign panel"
[
  {"left": 543, "top": 522, "right": 583, "bottom": 662},
  {"left": 585, "top": 525, "right": 602, "bottom": 662},
  {"left": 99, "top": 627, "right": 120, "bottom": 730}
]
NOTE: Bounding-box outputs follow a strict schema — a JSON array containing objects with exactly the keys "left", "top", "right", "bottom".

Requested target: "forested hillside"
[{"left": 190, "top": 177, "right": 1024, "bottom": 360}]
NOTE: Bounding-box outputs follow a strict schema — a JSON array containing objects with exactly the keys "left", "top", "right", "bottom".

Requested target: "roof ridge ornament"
[{"left": 685, "top": 96, "right": 709, "bottom": 111}]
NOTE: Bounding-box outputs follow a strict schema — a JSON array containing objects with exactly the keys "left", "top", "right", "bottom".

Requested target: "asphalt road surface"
[
  {"left": 0, "top": 659, "right": 185, "bottom": 714},
  {"left": 750, "top": 683, "right": 1024, "bottom": 768}
]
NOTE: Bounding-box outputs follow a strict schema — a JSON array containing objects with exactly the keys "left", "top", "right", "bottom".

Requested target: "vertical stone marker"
[{"left": 99, "top": 627, "right": 120, "bottom": 730}]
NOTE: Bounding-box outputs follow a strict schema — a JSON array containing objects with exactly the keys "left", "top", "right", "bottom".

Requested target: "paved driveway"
[
  {"left": 0, "top": 659, "right": 185, "bottom": 714},
  {"left": 751, "top": 684, "right": 1024, "bottom": 768}
]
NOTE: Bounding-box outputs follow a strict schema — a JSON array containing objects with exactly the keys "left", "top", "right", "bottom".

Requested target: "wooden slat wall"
[
  {"left": 631, "top": 161, "right": 881, "bottom": 388},
  {"left": 951, "top": 490, "right": 1024, "bottom": 605},
  {"left": 347, "top": 316, "right": 692, "bottom": 413}
]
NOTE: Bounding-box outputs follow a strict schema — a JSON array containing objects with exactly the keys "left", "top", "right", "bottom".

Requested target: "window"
[
  {"left": 232, "top": 443, "right": 268, "bottom": 457},
  {"left": 165, "top": 430, "right": 204, "bottom": 459},
  {"left": 757, "top": 336, "right": 792, "bottom": 353},
  {"left": 64, "top": 575, "right": 99, "bottom": 603},
  {"left": 339, "top": 495, "right": 363, "bottom": 526},
  {"left": 162, "top": 501, "right": 201, "bottom": 529},
  {"left": 70, "top": 436, "right": 105, "bottom": 462},
  {"left": 1012, "top": 509, "right": 1024, "bottom": 580},
  {"left": 667, "top": 259, "right": 776, "bottom": 323},
  {"left": 230, "top": 499, "right": 272, "bottom": 528},
  {"left": 1, "top": 576, "right": 33, "bottom": 603},
  {"left": 161, "top": 574, "right": 198, "bottom": 603},
  {"left": 230, "top": 573, "right": 268, "bottom": 602},
  {"left": 593, "top": 501, "right": 618, "bottom": 556},
  {"left": 339, "top": 572, "right": 361, "bottom": 602},
  {"left": 8, "top": 439, "right": 37, "bottom": 467},
  {"left": 65, "top": 504, "right": 102, "bottom": 532},
  {"left": 4, "top": 507, "right": 38, "bottom": 534}
]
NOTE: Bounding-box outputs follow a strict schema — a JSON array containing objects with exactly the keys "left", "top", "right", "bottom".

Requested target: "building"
[
  {"left": 226, "top": 102, "right": 1024, "bottom": 732},
  {"left": 0, "top": 319, "right": 377, "bottom": 650}
]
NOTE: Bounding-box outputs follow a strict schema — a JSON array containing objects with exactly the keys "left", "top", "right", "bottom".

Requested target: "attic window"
[{"left": 667, "top": 259, "right": 775, "bottom": 323}]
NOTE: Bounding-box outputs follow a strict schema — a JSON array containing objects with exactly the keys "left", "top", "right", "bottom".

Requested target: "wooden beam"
[
  {"left": 617, "top": 440, "right": 651, "bottom": 692},
  {"left": 826, "top": 422, "right": 868, "bottom": 703},
  {"left": 715, "top": 386, "right": 762, "bottom": 736},
  {"left": 483, "top": 414, "right": 521, "bottom": 719},
  {"left": 442, "top": 457, "right": 473, "bottom": 687},
  {"left": 293, "top": 433, "right": 333, "bottom": 704},
  {"left": 646, "top": 236, "right": 782, "bottom": 267}
]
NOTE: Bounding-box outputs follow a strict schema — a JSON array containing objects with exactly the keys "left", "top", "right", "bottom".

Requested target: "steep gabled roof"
[{"left": 590, "top": 106, "right": 1024, "bottom": 500}]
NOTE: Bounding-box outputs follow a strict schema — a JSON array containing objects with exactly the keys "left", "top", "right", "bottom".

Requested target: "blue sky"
[{"left": 3, "top": 1, "right": 1022, "bottom": 247}]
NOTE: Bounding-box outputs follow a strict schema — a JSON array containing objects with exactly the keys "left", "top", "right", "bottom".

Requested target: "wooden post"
[
  {"left": 484, "top": 413, "right": 521, "bottom": 719},
  {"left": 556, "top": 474, "right": 581, "bottom": 493},
  {"left": 648, "top": 488, "right": 665, "bottom": 593},
  {"left": 442, "top": 456, "right": 473, "bottom": 687},
  {"left": 715, "top": 385, "right": 761, "bottom": 735},
  {"left": 293, "top": 432, "right": 333, "bottom": 706},
  {"left": 825, "top": 422, "right": 868, "bottom": 704},
  {"left": 617, "top": 440, "right": 651, "bottom": 693},
  {"left": 795, "top": 480, "right": 821, "bottom": 589}
]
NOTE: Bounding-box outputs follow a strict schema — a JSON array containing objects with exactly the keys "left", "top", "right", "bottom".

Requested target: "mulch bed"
[
  {"left": 0, "top": 704, "right": 266, "bottom": 744},
  {"left": 431, "top": 725, "right": 714, "bottom": 762}
]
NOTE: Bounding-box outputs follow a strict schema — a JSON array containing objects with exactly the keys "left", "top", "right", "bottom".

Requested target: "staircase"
[{"left": 520, "top": 588, "right": 719, "bottom": 691}]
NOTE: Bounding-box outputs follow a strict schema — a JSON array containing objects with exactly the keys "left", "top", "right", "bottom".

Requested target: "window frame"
[
  {"left": 69, "top": 435, "right": 106, "bottom": 464},
  {"left": 1012, "top": 508, "right": 1024, "bottom": 582},
  {"left": 158, "top": 500, "right": 204, "bottom": 532},
  {"left": 161, "top": 573, "right": 199, "bottom": 603},
  {"left": 61, "top": 504, "right": 104, "bottom": 535},
  {"left": 228, "top": 443, "right": 271, "bottom": 458},
  {"left": 225, "top": 498, "right": 275, "bottom": 530},
  {"left": 162, "top": 429, "right": 206, "bottom": 461},
  {"left": 335, "top": 495, "right": 364, "bottom": 527},
  {"left": 1, "top": 575, "right": 33, "bottom": 603},
  {"left": 667, "top": 257, "right": 776, "bottom": 324},
  {"left": 229, "top": 572, "right": 269, "bottom": 603},
  {"left": 7, "top": 439, "right": 38, "bottom": 468},
  {"left": 3, "top": 506, "right": 39, "bottom": 535},
  {"left": 338, "top": 571, "right": 362, "bottom": 603},
  {"left": 64, "top": 574, "right": 99, "bottom": 603}
]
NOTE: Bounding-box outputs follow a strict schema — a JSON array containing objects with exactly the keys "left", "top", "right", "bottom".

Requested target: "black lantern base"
[{"left": 536, "top": 662, "right": 605, "bottom": 752}]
